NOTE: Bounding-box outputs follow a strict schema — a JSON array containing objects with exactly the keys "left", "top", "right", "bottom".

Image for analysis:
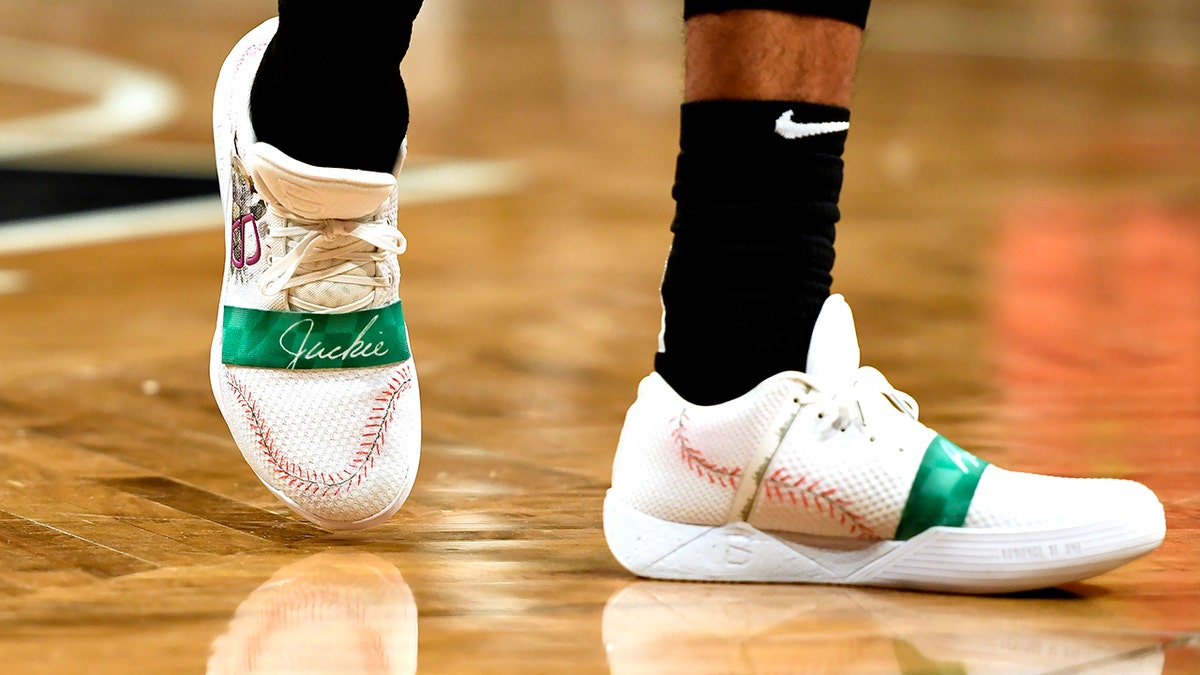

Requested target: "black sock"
[
  {"left": 655, "top": 100, "right": 849, "bottom": 405},
  {"left": 249, "top": 0, "right": 424, "bottom": 173}
]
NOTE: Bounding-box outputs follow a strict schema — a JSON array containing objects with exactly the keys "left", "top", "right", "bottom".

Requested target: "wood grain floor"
[{"left": 0, "top": 1, "right": 1198, "bottom": 672}]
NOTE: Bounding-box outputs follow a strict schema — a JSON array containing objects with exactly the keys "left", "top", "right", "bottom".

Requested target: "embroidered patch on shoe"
[
  {"left": 230, "top": 153, "right": 267, "bottom": 271},
  {"left": 221, "top": 302, "right": 411, "bottom": 369},
  {"left": 894, "top": 435, "right": 989, "bottom": 540}
]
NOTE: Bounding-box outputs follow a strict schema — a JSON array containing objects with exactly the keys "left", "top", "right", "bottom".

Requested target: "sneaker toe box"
[
  {"left": 218, "top": 361, "right": 420, "bottom": 529},
  {"left": 965, "top": 466, "right": 1166, "bottom": 560}
]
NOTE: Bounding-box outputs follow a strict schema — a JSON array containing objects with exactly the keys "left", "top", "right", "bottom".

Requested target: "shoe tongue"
[
  {"left": 805, "top": 294, "right": 861, "bottom": 386},
  {"left": 246, "top": 142, "right": 396, "bottom": 221},
  {"left": 246, "top": 142, "right": 399, "bottom": 312}
]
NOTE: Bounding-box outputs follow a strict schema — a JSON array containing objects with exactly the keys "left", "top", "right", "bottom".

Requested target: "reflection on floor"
[
  {"left": 207, "top": 552, "right": 417, "bottom": 675},
  {"left": 603, "top": 581, "right": 1189, "bottom": 675}
]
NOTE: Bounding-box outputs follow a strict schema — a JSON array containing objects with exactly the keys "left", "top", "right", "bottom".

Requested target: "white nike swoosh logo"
[{"left": 774, "top": 111, "right": 850, "bottom": 140}]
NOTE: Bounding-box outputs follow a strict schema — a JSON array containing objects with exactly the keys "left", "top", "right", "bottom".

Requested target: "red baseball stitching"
[
  {"left": 671, "top": 411, "right": 741, "bottom": 488},
  {"left": 763, "top": 467, "right": 879, "bottom": 540},
  {"left": 671, "top": 410, "right": 879, "bottom": 540},
  {"left": 234, "top": 41, "right": 267, "bottom": 71},
  {"left": 226, "top": 365, "right": 413, "bottom": 498}
]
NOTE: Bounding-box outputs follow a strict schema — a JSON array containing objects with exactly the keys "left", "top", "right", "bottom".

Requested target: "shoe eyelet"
[
  {"left": 817, "top": 412, "right": 825, "bottom": 419},
  {"left": 792, "top": 397, "right": 800, "bottom": 404},
  {"left": 869, "top": 436, "right": 876, "bottom": 442}
]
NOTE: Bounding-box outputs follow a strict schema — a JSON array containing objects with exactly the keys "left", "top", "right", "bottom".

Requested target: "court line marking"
[
  {"left": 0, "top": 508, "right": 159, "bottom": 571},
  {"left": 0, "top": 159, "right": 524, "bottom": 256},
  {"left": 0, "top": 37, "right": 181, "bottom": 162}
]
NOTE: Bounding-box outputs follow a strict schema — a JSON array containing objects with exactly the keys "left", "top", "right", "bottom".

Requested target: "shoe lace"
[
  {"left": 257, "top": 207, "right": 407, "bottom": 313},
  {"left": 804, "top": 367, "right": 920, "bottom": 438}
]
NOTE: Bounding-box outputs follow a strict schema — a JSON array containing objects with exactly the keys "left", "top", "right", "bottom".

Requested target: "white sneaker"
[
  {"left": 210, "top": 18, "right": 420, "bottom": 530},
  {"left": 605, "top": 294, "right": 1165, "bottom": 593}
]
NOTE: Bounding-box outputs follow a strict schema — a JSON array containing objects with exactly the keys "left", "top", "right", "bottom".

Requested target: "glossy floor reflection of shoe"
[
  {"left": 207, "top": 551, "right": 417, "bottom": 675},
  {"left": 602, "top": 581, "right": 1175, "bottom": 675}
]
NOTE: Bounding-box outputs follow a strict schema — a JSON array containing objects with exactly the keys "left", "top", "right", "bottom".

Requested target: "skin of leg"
[{"left": 685, "top": 10, "right": 863, "bottom": 106}]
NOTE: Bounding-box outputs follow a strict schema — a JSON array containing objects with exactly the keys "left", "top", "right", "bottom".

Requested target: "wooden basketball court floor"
[{"left": 0, "top": 0, "right": 1197, "bottom": 672}]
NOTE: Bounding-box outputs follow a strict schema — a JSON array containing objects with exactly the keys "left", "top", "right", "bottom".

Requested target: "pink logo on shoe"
[
  {"left": 231, "top": 213, "right": 262, "bottom": 268},
  {"left": 230, "top": 152, "right": 267, "bottom": 270}
]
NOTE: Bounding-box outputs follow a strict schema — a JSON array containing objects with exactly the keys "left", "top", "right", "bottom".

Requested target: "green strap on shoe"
[
  {"left": 222, "top": 303, "right": 411, "bottom": 370},
  {"left": 894, "top": 435, "right": 989, "bottom": 540}
]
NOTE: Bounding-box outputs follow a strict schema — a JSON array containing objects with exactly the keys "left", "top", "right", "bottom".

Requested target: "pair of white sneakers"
[{"left": 210, "top": 19, "right": 1165, "bottom": 594}]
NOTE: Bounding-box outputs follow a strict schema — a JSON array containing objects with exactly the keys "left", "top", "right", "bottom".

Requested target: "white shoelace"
[
  {"left": 802, "top": 367, "right": 920, "bottom": 438},
  {"left": 257, "top": 209, "right": 407, "bottom": 313}
]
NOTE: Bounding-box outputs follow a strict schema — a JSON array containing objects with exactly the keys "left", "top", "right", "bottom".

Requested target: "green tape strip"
[
  {"left": 894, "top": 435, "right": 989, "bottom": 541},
  {"left": 222, "top": 303, "right": 411, "bottom": 370}
]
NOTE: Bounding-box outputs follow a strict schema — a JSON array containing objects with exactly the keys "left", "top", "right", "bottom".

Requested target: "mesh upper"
[
  {"left": 221, "top": 362, "right": 419, "bottom": 522},
  {"left": 612, "top": 373, "right": 798, "bottom": 526},
  {"left": 610, "top": 370, "right": 1158, "bottom": 541},
  {"left": 964, "top": 467, "right": 1152, "bottom": 530},
  {"left": 750, "top": 426, "right": 921, "bottom": 539}
]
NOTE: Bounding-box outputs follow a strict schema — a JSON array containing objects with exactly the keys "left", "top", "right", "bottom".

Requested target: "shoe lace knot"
[
  {"left": 257, "top": 207, "right": 406, "bottom": 313},
  {"left": 809, "top": 366, "right": 920, "bottom": 437}
]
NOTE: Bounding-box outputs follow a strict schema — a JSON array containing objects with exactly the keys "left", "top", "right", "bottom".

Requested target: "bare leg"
[{"left": 686, "top": 10, "right": 862, "bottom": 105}]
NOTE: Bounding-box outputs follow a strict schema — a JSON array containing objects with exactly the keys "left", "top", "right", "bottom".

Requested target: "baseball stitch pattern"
[
  {"left": 226, "top": 365, "right": 414, "bottom": 497},
  {"left": 672, "top": 410, "right": 879, "bottom": 540},
  {"left": 671, "top": 411, "right": 742, "bottom": 488},
  {"left": 762, "top": 467, "right": 879, "bottom": 540}
]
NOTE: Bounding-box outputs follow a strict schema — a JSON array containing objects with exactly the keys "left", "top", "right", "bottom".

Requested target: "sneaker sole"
[{"left": 603, "top": 489, "right": 1165, "bottom": 594}]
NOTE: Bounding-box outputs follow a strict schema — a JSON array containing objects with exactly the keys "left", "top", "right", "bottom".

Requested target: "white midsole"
[{"left": 603, "top": 489, "right": 1165, "bottom": 594}]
